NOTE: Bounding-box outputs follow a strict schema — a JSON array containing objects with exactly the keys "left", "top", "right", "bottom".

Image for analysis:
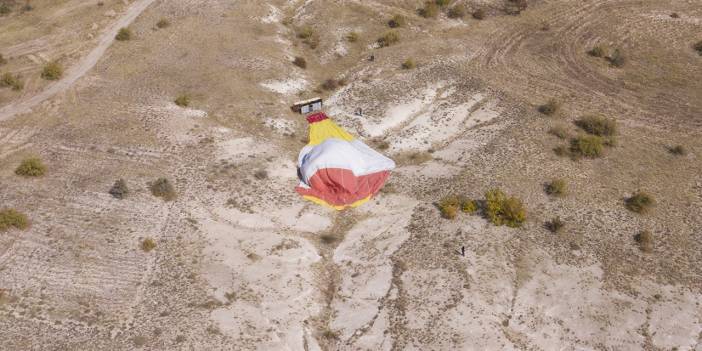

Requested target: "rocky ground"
[{"left": 1, "top": 0, "right": 701, "bottom": 350}]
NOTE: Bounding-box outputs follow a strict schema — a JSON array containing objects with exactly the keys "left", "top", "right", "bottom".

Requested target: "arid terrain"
[{"left": 1, "top": 0, "right": 701, "bottom": 350}]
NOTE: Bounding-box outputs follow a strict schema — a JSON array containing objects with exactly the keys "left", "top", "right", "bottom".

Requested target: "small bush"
[
  {"left": 401, "top": 58, "right": 416, "bottom": 69},
  {"left": 548, "top": 124, "right": 568, "bottom": 139},
  {"left": 625, "top": 191, "right": 655, "bottom": 214},
  {"left": 346, "top": 31, "right": 359, "bottom": 43},
  {"left": 545, "top": 179, "right": 566, "bottom": 196},
  {"left": 570, "top": 135, "right": 604, "bottom": 158},
  {"left": 297, "top": 26, "right": 319, "bottom": 48},
  {"left": 156, "top": 18, "right": 170, "bottom": 28},
  {"left": 109, "top": 179, "right": 129, "bottom": 199},
  {"left": 149, "top": 178, "right": 176, "bottom": 201},
  {"left": 438, "top": 195, "right": 460, "bottom": 219},
  {"left": 472, "top": 8, "right": 486, "bottom": 20},
  {"left": 292, "top": 56, "right": 307, "bottom": 69},
  {"left": 668, "top": 145, "right": 686, "bottom": 156},
  {"left": 693, "top": 40, "right": 702, "bottom": 56},
  {"left": 505, "top": 0, "right": 528, "bottom": 14},
  {"left": 1, "top": 73, "right": 23, "bottom": 90},
  {"left": 41, "top": 61, "right": 63, "bottom": 80},
  {"left": 254, "top": 169, "right": 268, "bottom": 180},
  {"left": 538, "top": 99, "right": 560, "bottom": 116},
  {"left": 670, "top": 13, "right": 679, "bottom": 19},
  {"left": 388, "top": 14, "right": 405, "bottom": 28},
  {"left": 0, "top": 3, "right": 10, "bottom": 15},
  {"left": 553, "top": 145, "right": 569, "bottom": 157},
  {"left": 377, "top": 31, "right": 399, "bottom": 47},
  {"left": 545, "top": 217, "right": 564, "bottom": 233},
  {"left": 141, "top": 238, "right": 156, "bottom": 252},
  {"left": 575, "top": 115, "right": 617, "bottom": 136},
  {"left": 0, "top": 54, "right": 6, "bottom": 65},
  {"left": 588, "top": 45, "right": 606, "bottom": 58},
  {"left": 634, "top": 230, "right": 653, "bottom": 253},
  {"left": 15, "top": 158, "right": 46, "bottom": 177},
  {"left": 418, "top": 2, "right": 439, "bottom": 18},
  {"left": 115, "top": 27, "right": 132, "bottom": 41},
  {"left": 485, "top": 189, "right": 526, "bottom": 227},
  {"left": 0, "top": 209, "right": 29, "bottom": 232},
  {"left": 607, "top": 49, "right": 625, "bottom": 67},
  {"left": 174, "top": 94, "right": 190, "bottom": 107},
  {"left": 447, "top": 6, "right": 466, "bottom": 19},
  {"left": 461, "top": 199, "right": 478, "bottom": 214}
]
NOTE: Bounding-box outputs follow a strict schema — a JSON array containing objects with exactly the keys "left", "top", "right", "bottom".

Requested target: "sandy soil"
[{"left": 1, "top": 0, "right": 701, "bottom": 350}]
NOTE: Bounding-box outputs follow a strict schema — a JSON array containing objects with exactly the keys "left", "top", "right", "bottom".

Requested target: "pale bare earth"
[{"left": 1, "top": 1, "right": 701, "bottom": 350}]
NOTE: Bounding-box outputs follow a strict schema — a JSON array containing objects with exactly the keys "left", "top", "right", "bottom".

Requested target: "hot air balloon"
[{"left": 296, "top": 112, "right": 395, "bottom": 210}]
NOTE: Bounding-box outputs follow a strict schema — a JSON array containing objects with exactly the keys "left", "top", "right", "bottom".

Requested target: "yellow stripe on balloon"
[
  {"left": 302, "top": 194, "right": 372, "bottom": 210},
  {"left": 308, "top": 119, "right": 354, "bottom": 146}
]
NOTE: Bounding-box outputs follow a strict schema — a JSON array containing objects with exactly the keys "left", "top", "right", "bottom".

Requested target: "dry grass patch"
[
  {"left": 545, "top": 217, "right": 564, "bottom": 233},
  {"left": 0, "top": 53, "right": 6, "bottom": 65},
  {"left": 625, "top": 191, "right": 655, "bottom": 214},
  {"left": 149, "top": 178, "right": 176, "bottom": 201},
  {"left": 377, "top": 31, "right": 399, "bottom": 47},
  {"left": 401, "top": 58, "right": 416, "bottom": 69},
  {"left": 141, "top": 238, "right": 156, "bottom": 252},
  {"left": 1, "top": 72, "right": 23, "bottom": 90},
  {"left": 388, "top": 14, "right": 405, "bottom": 28},
  {"left": 448, "top": 6, "right": 465, "bottom": 18},
  {"left": 41, "top": 61, "right": 63, "bottom": 80},
  {"left": 634, "top": 230, "right": 653, "bottom": 252},
  {"left": 156, "top": 18, "right": 170, "bottom": 28},
  {"left": 668, "top": 145, "right": 686, "bottom": 156},
  {"left": 538, "top": 98, "right": 560, "bottom": 116},
  {"left": 575, "top": 115, "right": 617, "bottom": 136},
  {"left": 569, "top": 135, "right": 604, "bottom": 158},
  {"left": 418, "top": 1, "right": 439, "bottom": 18},
  {"left": 472, "top": 8, "right": 486, "bottom": 20},
  {"left": 694, "top": 41, "right": 702, "bottom": 55},
  {"left": 174, "top": 94, "right": 190, "bottom": 107},
  {"left": 607, "top": 49, "right": 625, "bottom": 68},
  {"left": 548, "top": 124, "right": 568, "bottom": 139},
  {"left": 346, "top": 31, "right": 359, "bottom": 43},
  {"left": 292, "top": 56, "right": 307, "bottom": 69},
  {"left": 545, "top": 179, "right": 566, "bottom": 196},
  {"left": 0, "top": 209, "right": 29, "bottom": 232},
  {"left": 461, "top": 199, "right": 478, "bottom": 214},
  {"left": 438, "top": 195, "right": 460, "bottom": 219},
  {"left": 588, "top": 45, "right": 606, "bottom": 58},
  {"left": 297, "top": 26, "right": 319, "bottom": 49},
  {"left": 15, "top": 157, "right": 46, "bottom": 177}
]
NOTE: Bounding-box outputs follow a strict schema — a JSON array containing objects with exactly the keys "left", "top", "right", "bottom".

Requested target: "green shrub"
[
  {"left": 174, "top": 94, "right": 190, "bottom": 107},
  {"left": 545, "top": 217, "right": 564, "bottom": 233},
  {"left": 668, "top": 145, "right": 686, "bottom": 156},
  {"left": 293, "top": 56, "right": 307, "bottom": 69},
  {"left": 447, "top": 6, "right": 466, "bottom": 19},
  {"left": 570, "top": 135, "right": 603, "bottom": 158},
  {"left": 1, "top": 73, "right": 23, "bottom": 90},
  {"left": 149, "top": 178, "right": 176, "bottom": 201},
  {"left": 625, "top": 191, "right": 655, "bottom": 214},
  {"left": 0, "top": 209, "right": 29, "bottom": 232},
  {"left": 377, "top": 31, "right": 399, "bottom": 47},
  {"left": 545, "top": 179, "right": 566, "bottom": 196},
  {"left": 472, "top": 8, "right": 486, "bottom": 20},
  {"left": 634, "top": 230, "right": 653, "bottom": 252},
  {"left": 109, "top": 179, "right": 129, "bottom": 199},
  {"left": 485, "top": 189, "right": 526, "bottom": 227},
  {"left": 115, "top": 27, "right": 132, "bottom": 41},
  {"left": 461, "top": 199, "right": 478, "bottom": 214},
  {"left": 346, "top": 31, "right": 359, "bottom": 42},
  {"left": 141, "top": 238, "right": 156, "bottom": 252},
  {"left": 538, "top": 99, "right": 560, "bottom": 116},
  {"left": 401, "top": 58, "right": 416, "bottom": 69},
  {"left": 588, "top": 45, "right": 606, "bottom": 58},
  {"left": 607, "top": 49, "right": 625, "bottom": 67},
  {"left": 548, "top": 124, "right": 568, "bottom": 139},
  {"left": 388, "top": 14, "right": 405, "bottom": 28},
  {"left": 418, "top": 2, "right": 439, "bottom": 18},
  {"left": 41, "top": 62, "right": 63, "bottom": 80},
  {"left": 156, "top": 18, "right": 170, "bottom": 28},
  {"left": 438, "top": 195, "right": 460, "bottom": 219},
  {"left": 575, "top": 115, "right": 617, "bottom": 136},
  {"left": 15, "top": 158, "right": 46, "bottom": 177},
  {"left": 695, "top": 41, "right": 702, "bottom": 56}
]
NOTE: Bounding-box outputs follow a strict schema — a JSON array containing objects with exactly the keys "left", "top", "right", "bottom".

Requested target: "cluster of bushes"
[
  {"left": 418, "top": 0, "right": 466, "bottom": 19},
  {"left": 0, "top": 208, "right": 29, "bottom": 232},
  {"left": 1, "top": 72, "right": 23, "bottom": 90},
  {"left": 439, "top": 189, "right": 526, "bottom": 228},
  {"left": 553, "top": 115, "right": 618, "bottom": 159},
  {"left": 588, "top": 45, "right": 625, "bottom": 67}
]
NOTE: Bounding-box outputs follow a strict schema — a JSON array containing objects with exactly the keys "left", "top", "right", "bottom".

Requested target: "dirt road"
[{"left": 0, "top": 0, "right": 157, "bottom": 122}]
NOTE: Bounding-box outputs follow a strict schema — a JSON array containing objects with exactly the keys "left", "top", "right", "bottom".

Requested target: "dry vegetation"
[
  {"left": 0, "top": 208, "right": 29, "bottom": 232},
  {"left": 15, "top": 158, "right": 46, "bottom": 177}
]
